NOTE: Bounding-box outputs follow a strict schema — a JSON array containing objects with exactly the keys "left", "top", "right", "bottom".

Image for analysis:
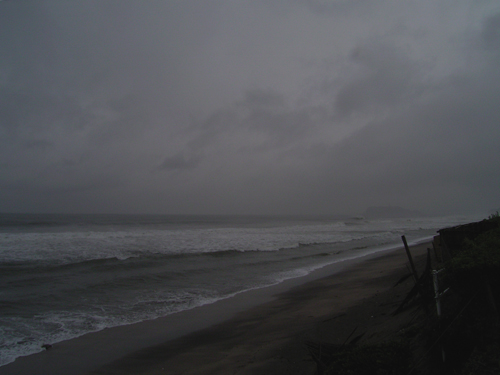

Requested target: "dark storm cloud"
[
  {"left": 276, "top": 0, "right": 371, "bottom": 15},
  {"left": 154, "top": 88, "right": 321, "bottom": 168},
  {"left": 160, "top": 153, "right": 202, "bottom": 171},
  {"left": 0, "top": 88, "right": 91, "bottom": 134},
  {"left": 482, "top": 13, "right": 500, "bottom": 50},
  {"left": 332, "top": 44, "right": 426, "bottom": 117},
  {"left": 1, "top": 0, "right": 499, "bottom": 215},
  {"left": 242, "top": 89, "right": 286, "bottom": 109},
  {"left": 317, "top": 27, "right": 500, "bottom": 214}
]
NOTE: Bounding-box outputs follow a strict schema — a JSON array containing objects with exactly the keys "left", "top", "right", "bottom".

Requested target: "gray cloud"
[
  {"left": 1, "top": 1, "right": 499, "bottom": 215},
  {"left": 332, "top": 43, "right": 425, "bottom": 117},
  {"left": 482, "top": 13, "right": 500, "bottom": 50},
  {"left": 160, "top": 153, "right": 202, "bottom": 171}
]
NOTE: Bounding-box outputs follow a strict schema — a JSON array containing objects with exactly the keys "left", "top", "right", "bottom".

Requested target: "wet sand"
[{"left": 0, "top": 242, "right": 430, "bottom": 375}]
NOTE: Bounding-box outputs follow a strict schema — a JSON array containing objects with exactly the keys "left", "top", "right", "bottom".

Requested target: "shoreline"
[{"left": 0, "top": 241, "right": 430, "bottom": 375}]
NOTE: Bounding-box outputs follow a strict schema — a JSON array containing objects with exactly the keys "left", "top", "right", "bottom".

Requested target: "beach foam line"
[{"left": 0, "top": 242, "right": 430, "bottom": 375}]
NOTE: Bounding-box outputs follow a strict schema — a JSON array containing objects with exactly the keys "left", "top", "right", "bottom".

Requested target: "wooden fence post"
[{"left": 402, "top": 235, "right": 419, "bottom": 283}]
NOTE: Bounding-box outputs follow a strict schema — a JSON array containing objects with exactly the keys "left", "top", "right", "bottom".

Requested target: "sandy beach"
[{"left": 1, "top": 242, "right": 430, "bottom": 375}]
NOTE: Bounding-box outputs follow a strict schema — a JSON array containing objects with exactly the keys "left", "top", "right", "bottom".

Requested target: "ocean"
[{"left": 0, "top": 213, "right": 479, "bottom": 367}]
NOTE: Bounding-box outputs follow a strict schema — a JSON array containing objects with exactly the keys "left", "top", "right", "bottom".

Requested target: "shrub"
[{"left": 450, "top": 216, "right": 500, "bottom": 275}]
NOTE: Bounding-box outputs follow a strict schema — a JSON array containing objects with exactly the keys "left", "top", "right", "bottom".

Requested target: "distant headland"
[{"left": 363, "top": 206, "right": 423, "bottom": 219}]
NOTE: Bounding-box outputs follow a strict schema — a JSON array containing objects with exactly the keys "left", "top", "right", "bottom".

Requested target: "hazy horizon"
[
  {"left": 1, "top": 1, "right": 499, "bottom": 217},
  {"left": 0, "top": 206, "right": 491, "bottom": 219}
]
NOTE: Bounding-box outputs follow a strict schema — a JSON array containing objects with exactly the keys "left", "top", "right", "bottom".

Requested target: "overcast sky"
[{"left": 1, "top": 0, "right": 499, "bottom": 216}]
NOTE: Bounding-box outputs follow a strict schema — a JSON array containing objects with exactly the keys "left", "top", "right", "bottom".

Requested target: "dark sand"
[{"left": 0, "top": 242, "right": 430, "bottom": 375}]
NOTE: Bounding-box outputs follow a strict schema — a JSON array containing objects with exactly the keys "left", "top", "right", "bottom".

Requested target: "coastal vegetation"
[
  {"left": 440, "top": 212, "right": 500, "bottom": 374},
  {"left": 450, "top": 212, "right": 500, "bottom": 275},
  {"left": 312, "top": 214, "right": 500, "bottom": 374}
]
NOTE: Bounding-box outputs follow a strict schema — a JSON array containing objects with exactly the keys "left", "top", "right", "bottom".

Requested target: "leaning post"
[{"left": 401, "top": 235, "right": 419, "bottom": 283}]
